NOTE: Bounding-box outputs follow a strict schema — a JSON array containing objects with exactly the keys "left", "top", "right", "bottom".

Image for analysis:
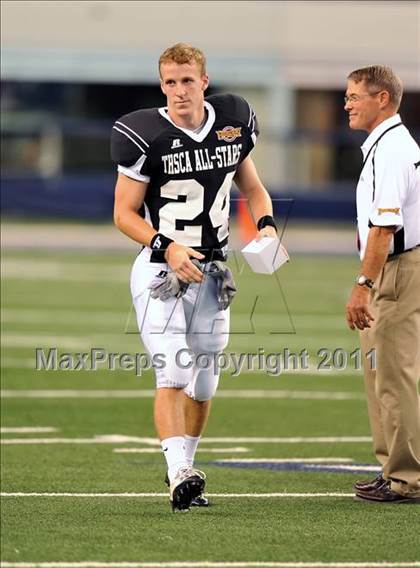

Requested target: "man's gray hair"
[{"left": 348, "top": 65, "right": 403, "bottom": 110}]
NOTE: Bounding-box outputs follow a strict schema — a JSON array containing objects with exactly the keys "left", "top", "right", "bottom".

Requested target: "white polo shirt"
[{"left": 356, "top": 113, "right": 420, "bottom": 260}]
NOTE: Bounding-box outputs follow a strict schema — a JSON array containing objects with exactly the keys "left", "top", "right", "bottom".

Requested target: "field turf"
[{"left": 1, "top": 250, "right": 419, "bottom": 567}]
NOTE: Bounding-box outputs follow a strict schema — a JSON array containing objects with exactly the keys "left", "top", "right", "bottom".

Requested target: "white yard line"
[
  {"left": 1, "top": 564, "right": 419, "bottom": 568},
  {"left": 0, "top": 435, "right": 372, "bottom": 445},
  {"left": 217, "top": 391, "right": 364, "bottom": 400},
  {"left": 113, "top": 447, "right": 250, "bottom": 454},
  {"left": 0, "top": 427, "right": 58, "bottom": 434},
  {"left": 0, "top": 492, "right": 355, "bottom": 498},
  {"left": 0, "top": 390, "right": 364, "bottom": 401},
  {"left": 193, "top": 437, "right": 372, "bottom": 444},
  {"left": 215, "top": 458, "right": 353, "bottom": 463},
  {"left": 308, "top": 465, "right": 380, "bottom": 472},
  {"left": 1, "top": 437, "right": 147, "bottom": 445}
]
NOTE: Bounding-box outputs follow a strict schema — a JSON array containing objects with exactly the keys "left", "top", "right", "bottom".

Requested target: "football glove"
[
  {"left": 148, "top": 260, "right": 203, "bottom": 301},
  {"left": 206, "top": 261, "right": 237, "bottom": 310},
  {"left": 148, "top": 270, "right": 188, "bottom": 301}
]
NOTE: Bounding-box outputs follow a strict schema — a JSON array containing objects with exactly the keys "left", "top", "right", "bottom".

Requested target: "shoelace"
[{"left": 175, "top": 466, "right": 206, "bottom": 481}]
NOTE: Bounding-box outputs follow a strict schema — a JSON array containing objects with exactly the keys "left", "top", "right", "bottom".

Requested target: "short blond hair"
[
  {"left": 159, "top": 43, "right": 207, "bottom": 77},
  {"left": 347, "top": 65, "right": 403, "bottom": 110}
]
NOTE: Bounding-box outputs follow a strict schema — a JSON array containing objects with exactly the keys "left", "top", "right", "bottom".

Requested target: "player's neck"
[{"left": 168, "top": 106, "right": 206, "bottom": 131}]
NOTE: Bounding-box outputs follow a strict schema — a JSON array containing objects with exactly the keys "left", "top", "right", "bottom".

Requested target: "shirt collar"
[
  {"left": 361, "top": 114, "right": 401, "bottom": 156},
  {"left": 158, "top": 101, "right": 215, "bottom": 143}
]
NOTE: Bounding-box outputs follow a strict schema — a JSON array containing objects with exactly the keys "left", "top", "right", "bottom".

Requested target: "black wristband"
[
  {"left": 257, "top": 215, "right": 277, "bottom": 232},
  {"left": 150, "top": 233, "right": 174, "bottom": 262}
]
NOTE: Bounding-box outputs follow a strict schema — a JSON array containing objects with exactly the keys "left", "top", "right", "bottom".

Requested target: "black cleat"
[
  {"left": 165, "top": 469, "right": 209, "bottom": 510},
  {"left": 168, "top": 467, "right": 206, "bottom": 512},
  {"left": 190, "top": 493, "right": 209, "bottom": 507}
]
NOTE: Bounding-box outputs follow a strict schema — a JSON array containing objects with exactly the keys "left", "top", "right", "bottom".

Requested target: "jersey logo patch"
[
  {"left": 378, "top": 207, "right": 400, "bottom": 215},
  {"left": 216, "top": 126, "right": 242, "bottom": 142},
  {"left": 171, "top": 139, "right": 183, "bottom": 149}
]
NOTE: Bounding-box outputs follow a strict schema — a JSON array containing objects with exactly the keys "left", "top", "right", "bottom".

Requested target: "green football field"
[{"left": 1, "top": 249, "right": 419, "bottom": 567}]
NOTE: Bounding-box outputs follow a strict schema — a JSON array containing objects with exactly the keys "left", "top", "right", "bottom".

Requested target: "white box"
[{"left": 241, "top": 237, "right": 289, "bottom": 274}]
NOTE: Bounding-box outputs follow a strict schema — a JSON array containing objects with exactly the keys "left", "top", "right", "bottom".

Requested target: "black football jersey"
[{"left": 111, "top": 93, "right": 259, "bottom": 261}]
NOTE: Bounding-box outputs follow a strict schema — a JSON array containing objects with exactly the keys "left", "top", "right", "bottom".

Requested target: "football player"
[{"left": 111, "top": 43, "right": 277, "bottom": 511}]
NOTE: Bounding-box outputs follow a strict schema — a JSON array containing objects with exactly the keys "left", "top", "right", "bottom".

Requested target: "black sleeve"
[
  {"left": 220, "top": 94, "right": 259, "bottom": 160},
  {"left": 236, "top": 95, "right": 259, "bottom": 142},
  {"left": 207, "top": 93, "right": 260, "bottom": 145},
  {"left": 110, "top": 113, "right": 152, "bottom": 179},
  {"left": 229, "top": 94, "right": 259, "bottom": 160},
  {"left": 111, "top": 124, "right": 145, "bottom": 167}
]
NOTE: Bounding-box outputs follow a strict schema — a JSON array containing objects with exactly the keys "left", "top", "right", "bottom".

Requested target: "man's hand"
[
  {"left": 164, "top": 243, "right": 204, "bottom": 283},
  {"left": 256, "top": 226, "right": 277, "bottom": 241},
  {"left": 346, "top": 285, "right": 375, "bottom": 331}
]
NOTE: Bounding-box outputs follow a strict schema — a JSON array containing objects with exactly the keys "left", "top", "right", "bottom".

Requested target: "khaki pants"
[{"left": 359, "top": 247, "right": 420, "bottom": 497}]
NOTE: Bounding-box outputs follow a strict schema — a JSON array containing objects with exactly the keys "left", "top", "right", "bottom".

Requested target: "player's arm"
[
  {"left": 345, "top": 226, "right": 395, "bottom": 331},
  {"left": 113, "top": 173, "right": 155, "bottom": 245},
  {"left": 234, "top": 156, "right": 277, "bottom": 239},
  {"left": 113, "top": 173, "right": 203, "bottom": 283}
]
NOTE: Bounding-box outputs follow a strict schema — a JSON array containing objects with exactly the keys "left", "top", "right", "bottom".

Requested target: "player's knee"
[
  {"left": 184, "top": 369, "right": 220, "bottom": 401},
  {"left": 187, "top": 333, "right": 229, "bottom": 355},
  {"left": 184, "top": 386, "right": 216, "bottom": 402}
]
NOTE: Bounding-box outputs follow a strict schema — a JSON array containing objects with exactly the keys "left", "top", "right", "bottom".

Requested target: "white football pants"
[{"left": 130, "top": 248, "right": 230, "bottom": 400}]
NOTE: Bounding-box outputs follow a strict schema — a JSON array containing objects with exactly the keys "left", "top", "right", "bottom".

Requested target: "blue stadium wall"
[{"left": 1, "top": 175, "right": 356, "bottom": 221}]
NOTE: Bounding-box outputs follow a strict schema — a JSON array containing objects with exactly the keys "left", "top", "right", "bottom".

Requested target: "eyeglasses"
[{"left": 344, "top": 91, "right": 382, "bottom": 104}]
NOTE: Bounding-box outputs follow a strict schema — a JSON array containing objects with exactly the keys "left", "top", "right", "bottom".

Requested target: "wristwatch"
[{"left": 356, "top": 274, "right": 374, "bottom": 289}]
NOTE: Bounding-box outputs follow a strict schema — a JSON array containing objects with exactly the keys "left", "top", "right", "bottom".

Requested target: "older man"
[{"left": 344, "top": 65, "right": 420, "bottom": 503}]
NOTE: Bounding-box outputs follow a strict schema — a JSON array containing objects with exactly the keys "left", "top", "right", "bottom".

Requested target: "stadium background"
[
  {"left": 1, "top": 2, "right": 420, "bottom": 567},
  {"left": 2, "top": 0, "right": 419, "bottom": 221}
]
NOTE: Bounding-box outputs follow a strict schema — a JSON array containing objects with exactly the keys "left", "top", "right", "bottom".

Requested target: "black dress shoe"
[
  {"left": 355, "top": 479, "right": 420, "bottom": 503},
  {"left": 354, "top": 473, "right": 384, "bottom": 492}
]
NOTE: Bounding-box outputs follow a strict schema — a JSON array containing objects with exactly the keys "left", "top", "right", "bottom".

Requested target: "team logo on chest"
[{"left": 216, "top": 126, "right": 242, "bottom": 142}]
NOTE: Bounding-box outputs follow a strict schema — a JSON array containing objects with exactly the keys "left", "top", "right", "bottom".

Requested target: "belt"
[{"left": 388, "top": 244, "right": 420, "bottom": 259}]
